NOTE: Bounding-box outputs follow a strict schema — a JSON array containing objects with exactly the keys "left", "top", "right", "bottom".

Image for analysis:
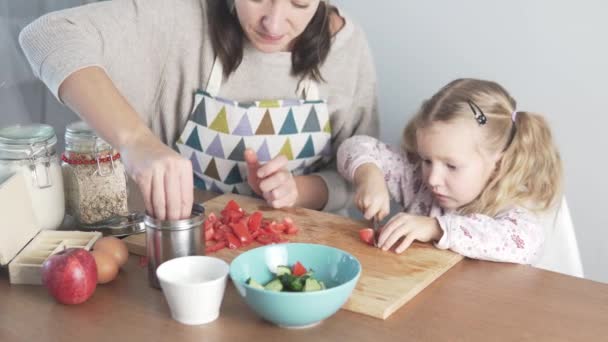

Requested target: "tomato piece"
[
  {"left": 204, "top": 227, "right": 215, "bottom": 241},
  {"left": 247, "top": 211, "right": 263, "bottom": 232},
  {"left": 292, "top": 261, "right": 307, "bottom": 276},
  {"left": 223, "top": 199, "right": 242, "bottom": 213},
  {"left": 230, "top": 220, "right": 252, "bottom": 245},
  {"left": 222, "top": 209, "right": 244, "bottom": 223},
  {"left": 272, "top": 235, "right": 288, "bottom": 244},
  {"left": 256, "top": 233, "right": 274, "bottom": 245},
  {"left": 359, "top": 228, "right": 375, "bottom": 246},
  {"left": 206, "top": 240, "right": 227, "bottom": 253},
  {"left": 213, "top": 229, "right": 226, "bottom": 241},
  {"left": 207, "top": 212, "right": 218, "bottom": 223},
  {"left": 225, "top": 232, "right": 241, "bottom": 249},
  {"left": 285, "top": 224, "right": 298, "bottom": 235},
  {"left": 204, "top": 219, "right": 214, "bottom": 232}
]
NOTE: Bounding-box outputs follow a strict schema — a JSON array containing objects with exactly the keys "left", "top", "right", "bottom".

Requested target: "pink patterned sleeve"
[
  {"left": 435, "top": 207, "right": 544, "bottom": 264},
  {"left": 337, "top": 135, "right": 419, "bottom": 206}
]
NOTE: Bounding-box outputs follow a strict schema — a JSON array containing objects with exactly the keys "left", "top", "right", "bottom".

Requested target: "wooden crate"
[{"left": 8, "top": 230, "right": 101, "bottom": 285}]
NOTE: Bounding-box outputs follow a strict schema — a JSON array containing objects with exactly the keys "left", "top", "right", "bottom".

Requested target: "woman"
[{"left": 19, "top": 0, "right": 378, "bottom": 220}]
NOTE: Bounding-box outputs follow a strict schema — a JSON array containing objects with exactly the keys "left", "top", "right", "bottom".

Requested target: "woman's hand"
[
  {"left": 120, "top": 132, "right": 193, "bottom": 220},
  {"left": 244, "top": 148, "right": 298, "bottom": 208},
  {"left": 353, "top": 163, "right": 390, "bottom": 221},
  {"left": 377, "top": 213, "right": 443, "bottom": 253}
]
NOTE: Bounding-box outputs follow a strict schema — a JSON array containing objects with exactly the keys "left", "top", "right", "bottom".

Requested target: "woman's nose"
[{"left": 261, "top": 4, "right": 286, "bottom": 35}]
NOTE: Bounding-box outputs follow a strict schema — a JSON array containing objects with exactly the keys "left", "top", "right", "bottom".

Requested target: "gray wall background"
[
  {"left": 334, "top": 0, "right": 607, "bottom": 283},
  {"left": 1, "top": 1, "right": 606, "bottom": 283}
]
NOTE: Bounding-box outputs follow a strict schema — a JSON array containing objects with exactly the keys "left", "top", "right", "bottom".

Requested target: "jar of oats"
[
  {"left": 61, "top": 121, "right": 128, "bottom": 225},
  {"left": 0, "top": 124, "right": 65, "bottom": 230}
]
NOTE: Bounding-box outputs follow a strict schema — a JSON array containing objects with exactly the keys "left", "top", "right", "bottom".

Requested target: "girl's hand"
[
  {"left": 244, "top": 149, "right": 298, "bottom": 208},
  {"left": 120, "top": 132, "right": 193, "bottom": 221},
  {"left": 377, "top": 213, "right": 443, "bottom": 253},
  {"left": 353, "top": 163, "right": 390, "bottom": 221}
]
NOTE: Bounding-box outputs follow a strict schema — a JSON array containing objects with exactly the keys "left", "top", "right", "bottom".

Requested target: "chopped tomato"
[
  {"left": 204, "top": 200, "right": 300, "bottom": 251},
  {"left": 230, "top": 220, "right": 252, "bottom": 245},
  {"left": 203, "top": 219, "right": 214, "bottom": 232},
  {"left": 222, "top": 199, "right": 243, "bottom": 213},
  {"left": 204, "top": 227, "right": 215, "bottom": 241},
  {"left": 292, "top": 261, "right": 307, "bottom": 276},
  {"left": 207, "top": 212, "right": 218, "bottom": 223},
  {"left": 247, "top": 211, "right": 263, "bottom": 232},
  {"left": 222, "top": 209, "right": 244, "bottom": 223},
  {"left": 359, "top": 228, "right": 375, "bottom": 246},
  {"left": 213, "top": 229, "right": 226, "bottom": 241},
  {"left": 256, "top": 233, "right": 275, "bottom": 245},
  {"left": 206, "top": 240, "right": 227, "bottom": 253},
  {"left": 225, "top": 232, "right": 241, "bottom": 249}
]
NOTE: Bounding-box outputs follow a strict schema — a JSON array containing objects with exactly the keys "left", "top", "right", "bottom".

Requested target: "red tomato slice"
[
  {"left": 225, "top": 232, "right": 241, "bottom": 249},
  {"left": 204, "top": 227, "right": 215, "bottom": 241},
  {"left": 212, "top": 229, "right": 226, "bottom": 241},
  {"left": 359, "top": 228, "right": 375, "bottom": 246},
  {"left": 203, "top": 219, "right": 214, "bottom": 232},
  {"left": 292, "top": 261, "right": 307, "bottom": 276},
  {"left": 256, "top": 233, "right": 274, "bottom": 245},
  {"left": 247, "top": 211, "right": 263, "bottom": 232},
  {"left": 223, "top": 199, "right": 242, "bottom": 213},
  {"left": 230, "top": 221, "right": 252, "bottom": 245},
  {"left": 206, "top": 240, "right": 227, "bottom": 253},
  {"left": 207, "top": 212, "right": 218, "bottom": 223},
  {"left": 285, "top": 224, "right": 298, "bottom": 235}
]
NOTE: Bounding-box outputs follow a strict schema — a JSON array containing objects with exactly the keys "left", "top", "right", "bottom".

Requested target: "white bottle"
[{"left": 0, "top": 124, "right": 65, "bottom": 230}]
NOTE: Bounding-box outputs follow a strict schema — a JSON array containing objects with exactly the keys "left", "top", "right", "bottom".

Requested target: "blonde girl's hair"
[{"left": 402, "top": 78, "right": 563, "bottom": 216}]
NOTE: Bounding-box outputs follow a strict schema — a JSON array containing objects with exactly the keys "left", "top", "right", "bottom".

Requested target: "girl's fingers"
[
  {"left": 395, "top": 235, "right": 416, "bottom": 254},
  {"left": 378, "top": 214, "right": 408, "bottom": 247}
]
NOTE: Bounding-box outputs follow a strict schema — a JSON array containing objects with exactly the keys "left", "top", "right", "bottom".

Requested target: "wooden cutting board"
[{"left": 124, "top": 193, "right": 463, "bottom": 319}]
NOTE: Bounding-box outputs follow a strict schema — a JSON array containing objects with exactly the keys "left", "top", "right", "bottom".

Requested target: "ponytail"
[{"left": 476, "top": 111, "right": 563, "bottom": 215}]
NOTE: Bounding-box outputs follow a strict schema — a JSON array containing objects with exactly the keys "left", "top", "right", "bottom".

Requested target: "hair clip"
[{"left": 467, "top": 100, "right": 487, "bottom": 125}]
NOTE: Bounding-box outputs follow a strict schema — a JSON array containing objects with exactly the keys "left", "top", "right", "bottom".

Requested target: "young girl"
[{"left": 337, "top": 78, "right": 562, "bottom": 264}]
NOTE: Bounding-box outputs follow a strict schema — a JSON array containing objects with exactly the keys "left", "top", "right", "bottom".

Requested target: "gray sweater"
[{"left": 19, "top": 0, "right": 379, "bottom": 212}]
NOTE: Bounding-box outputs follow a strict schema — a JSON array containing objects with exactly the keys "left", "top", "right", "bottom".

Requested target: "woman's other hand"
[{"left": 244, "top": 148, "right": 298, "bottom": 208}]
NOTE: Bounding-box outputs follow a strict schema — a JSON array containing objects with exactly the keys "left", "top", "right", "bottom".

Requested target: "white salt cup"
[{"left": 156, "top": 256, "right": 229, "bottom": 325}]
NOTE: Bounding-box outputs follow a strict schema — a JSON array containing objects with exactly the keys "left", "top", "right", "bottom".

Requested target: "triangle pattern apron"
[{"left": 176, "top": 57, "right": 332, "bottom": 195}]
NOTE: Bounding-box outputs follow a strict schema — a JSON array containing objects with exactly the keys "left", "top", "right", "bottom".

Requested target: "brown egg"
[
  {"left": 93, "top": 236, "right": 129, "bottom": 267},
  {"left": 91, "top": 250, "right": 119, "bottom": 284}
]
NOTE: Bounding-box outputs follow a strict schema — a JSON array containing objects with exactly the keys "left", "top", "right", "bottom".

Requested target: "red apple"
[{"left": 41, "top": 248, "right": 97, "bottom": 304}]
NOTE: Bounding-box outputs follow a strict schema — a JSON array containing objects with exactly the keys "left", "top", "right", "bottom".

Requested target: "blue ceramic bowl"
[{"left": 229, "top": 243, "right": 361, "bottom": 328}]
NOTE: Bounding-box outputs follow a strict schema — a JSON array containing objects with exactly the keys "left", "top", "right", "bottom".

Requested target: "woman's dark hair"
[{"left": 207, "top": 0, "right": 334, "bottom": 82}]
